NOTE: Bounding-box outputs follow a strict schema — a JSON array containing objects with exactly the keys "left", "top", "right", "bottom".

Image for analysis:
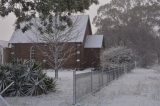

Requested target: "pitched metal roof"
[{"left": 9, "top": 15, "right": 89, "bottom": 43}]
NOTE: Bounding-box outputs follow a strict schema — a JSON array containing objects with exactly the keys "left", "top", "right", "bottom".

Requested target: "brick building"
[{"left": 7, "top": 15, "right": 104, "bottom": 68}]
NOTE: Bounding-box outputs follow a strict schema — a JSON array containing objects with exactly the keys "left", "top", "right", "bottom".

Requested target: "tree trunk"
[{"left": 55, "top": 69, "right": 58, "bottom": 79}]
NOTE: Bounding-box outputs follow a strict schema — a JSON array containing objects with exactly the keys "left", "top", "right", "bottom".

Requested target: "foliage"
[
  {"left": 101, "top": 46, "right": 135, "bottom": 69},
  {"left": 0, "top": 60, "right": 56, "bottom": 97},
  {"left": 0, "top": 0, "right": 98, "bottom": 79},
  {"left": 94, "top": 0, "right": 160, "bottom": 67},
  {"left": 0, "top": 0, "right": 98, "bottom": 32},
  {"left": 0, "top": 65, "right": 11, "bottom": 92}
]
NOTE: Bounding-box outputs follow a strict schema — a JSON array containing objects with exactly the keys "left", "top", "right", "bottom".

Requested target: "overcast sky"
[{"left": 0, "top": 0, "right": 110, "bottom": 41}]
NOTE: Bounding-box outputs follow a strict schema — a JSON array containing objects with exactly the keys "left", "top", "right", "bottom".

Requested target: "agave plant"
[
  {"left": 44, "top": 77, "right": 56, "bottom": 92},
  {"left": 0, "top": 65, "right": 12, "bottom": 95},
  {"left": 0, "top": 59, "right": 56, "bottom": 97},
  {"left": 23, "top": 61, "right": 56, "bottom": 96},
  {"left": 25, "top": 77, "right": 47, "bottom": 96}
]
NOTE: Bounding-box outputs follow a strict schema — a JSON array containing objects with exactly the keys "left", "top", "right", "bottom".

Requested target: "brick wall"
[{"left": 5, "top": 18, "right": 102, "bottom": 68}]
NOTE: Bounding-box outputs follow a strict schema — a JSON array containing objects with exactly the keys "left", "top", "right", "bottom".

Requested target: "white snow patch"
[
  {"left": 78, "top": 68, "right": 160, "bottom": 106},
  {"left": 5, "top": 69, "right": 91, "bottom": 106},
  {"left": 4, "top": 67, "right": 160, "bottom": 106}
]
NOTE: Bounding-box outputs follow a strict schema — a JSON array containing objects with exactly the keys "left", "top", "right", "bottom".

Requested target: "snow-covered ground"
[
  {"left": 78, "top": 68, "right": 160, "bottom": 106},
  {"left": 5, "top": 70, "right": 74, "bottom": 106},
  {"left": 4, "top": 67, "right": 160, "bottom": 106}
]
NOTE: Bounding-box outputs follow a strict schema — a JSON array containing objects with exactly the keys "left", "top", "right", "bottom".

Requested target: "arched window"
[{"left": 30, "top": 46, "right": 36, "bottom": 60}]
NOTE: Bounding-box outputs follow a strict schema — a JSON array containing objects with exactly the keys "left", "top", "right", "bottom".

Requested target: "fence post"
[
  {"left": 115, "top": 68, "right": 117, "bottom": 79},
  {"left": 121, "top": 66, "right": 123, "bottom": 75},
  {"left": 113, "top": 68, "right": 115, "bottom": 80},
  {"left": 117, "top": 67, "right": 119, "bottom": 78},
  {"left": 119, "top": 66, "right": 121, "bottom": 76},
  {"left": 112, "top": 69, "right": 115, "bottom": 80},
  {"left": 108, "top": 70, "right": 111, "bottom": 83},
  {"left": 99, "top": 70, "right": 101, "bottom": 90},
  {"left": 126, "top": 65, "right": 128, "bottom": 73},
  {"left": 117, "top": 67, "right": 119, "bottom": 79},
  {"left": 111, "top": 68, "right": 113, "bottom": 81},
  {"left": 124, "top": 64, "right": 126, "bottom": 74},
  {"left": 91, "top": 69, "right": 93, "bottom": 94},
  {"left": 135, "top": 61, "right": 137, "bottom": 68},
  {"left": 73, "top": 70, "right": 76, "bottom": 105},
  {"left": 102, "top": 69, "right": 104, "bottom": 87}
]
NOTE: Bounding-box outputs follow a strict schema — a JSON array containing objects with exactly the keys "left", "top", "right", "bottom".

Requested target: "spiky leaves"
[
  {"left": 0, "top": 65, "right": 11, "bottom": 92},
  {"left": 0, "top": 60, "right": 56, "bottom": 97}
]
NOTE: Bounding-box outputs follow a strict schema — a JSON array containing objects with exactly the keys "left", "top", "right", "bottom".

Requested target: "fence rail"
[{"left": 73, "top": 63, "right": 135, "bottom": 105}]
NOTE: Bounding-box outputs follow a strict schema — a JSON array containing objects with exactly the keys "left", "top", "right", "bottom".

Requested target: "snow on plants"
[
  {"left": 0, "top": 60, "right": 56, "bottom": 97},
  {"left": 101, "top": 46, "right": 135, "bottom": 69},
  {"left": 3, "top": 67, "right": 160, "bottom": 106}
]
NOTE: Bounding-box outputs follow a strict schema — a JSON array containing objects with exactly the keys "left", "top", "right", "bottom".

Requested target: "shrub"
[
  {"left": 0, "top": 65, "right": 12, "bottom": 92},
  {"left": 101, "top": 46, "right": 136, "bottom": 69},
  {"left": 0, "top": 60, "right": 56, "bottom": 97}
]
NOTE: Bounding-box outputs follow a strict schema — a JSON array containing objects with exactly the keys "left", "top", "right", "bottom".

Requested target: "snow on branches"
[{"left": 101, "top": 46, "right": 135, "bottom": 68}]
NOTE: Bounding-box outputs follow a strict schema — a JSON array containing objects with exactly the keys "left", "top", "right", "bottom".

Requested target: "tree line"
[{"left": 94, "top": 0, "right": 160, "bottom": 67}]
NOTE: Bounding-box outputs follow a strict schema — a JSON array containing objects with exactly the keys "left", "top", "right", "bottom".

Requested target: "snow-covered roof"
[
  {"left": 9, "top": 15, "right": 90, "bottom": 43},
  {"left": 84, "top": 35, "right": 104, "bottom": 48}
]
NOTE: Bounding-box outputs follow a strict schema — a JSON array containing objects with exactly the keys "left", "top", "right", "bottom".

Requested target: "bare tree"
[
  {"left": 1, "top": 0, "right": 99, "bottom": 79},
  {"left": 22, "top": 16, "right": 82, "bottom": 79}
]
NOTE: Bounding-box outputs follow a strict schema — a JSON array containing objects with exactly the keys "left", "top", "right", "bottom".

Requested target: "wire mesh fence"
[{"left": 73, "top": 63, "right": 135, "bottom": 104}]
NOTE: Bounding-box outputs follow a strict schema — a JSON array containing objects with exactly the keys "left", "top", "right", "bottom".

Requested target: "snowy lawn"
[
  {"left": 5, "top": 69, "right": 75, "bottom": 106},
  {"left": 4, "top": 69, "right": 92, "bottom": 106},
  {"left": 4, "top": 68, "right": 160, "bottom": 106},
  {"left": 78, "top": 68, "right": 160, "bottom": 106}
]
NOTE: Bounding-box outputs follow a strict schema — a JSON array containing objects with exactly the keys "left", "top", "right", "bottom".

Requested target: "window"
[
  {"left": 30, "top": 46, "right": 36, "bottom": 60},
  {"left": 76, "top": 51, "right": 80, "bottom": 54}
]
